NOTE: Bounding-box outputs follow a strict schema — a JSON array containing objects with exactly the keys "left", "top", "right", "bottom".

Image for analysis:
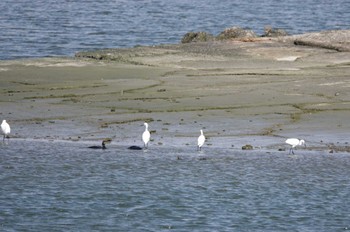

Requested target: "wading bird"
[
  {"left": 197, "top": 129, "right": 205, "bottom": 151},
  {"left": 1, "top": 120, "right": 11, "bottom": 142},
  {"left": 88, "top": 141, "right": 107, "bottom": 149},
  {"left": 142, "top": 122, "right": 151, "bottom": 149},
  {"left": 285, "top": 138, "right": 305, "bottom": 154}
]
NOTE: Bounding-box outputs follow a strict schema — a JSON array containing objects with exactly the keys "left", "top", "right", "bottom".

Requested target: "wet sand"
[{"left": 1, "top": 31, "right": 349, "bottom": 152}]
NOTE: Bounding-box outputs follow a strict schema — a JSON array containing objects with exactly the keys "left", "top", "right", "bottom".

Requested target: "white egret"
[
  {"left": 142, "top": 122, "right": 151, "bottom": 148},
  {"left": 197, "top": 129, "right": 206, "bottom": 151},
  {"left": 1, "top": 120, "right": 10, "bottom": 141},
  {"left": 285, "top": 138, "right": 305, "bottom": 154}
]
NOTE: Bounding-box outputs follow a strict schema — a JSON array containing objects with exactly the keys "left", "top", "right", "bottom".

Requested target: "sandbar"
[{"left": 1, "top": 30, "right": 349, "bottom": 152}]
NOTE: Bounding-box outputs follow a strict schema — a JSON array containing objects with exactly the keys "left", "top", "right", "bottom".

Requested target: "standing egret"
[
  {"left": 1, "top": 120, "right": 10, "bottom": 141},
  {"left": 285, "top": 138, "right": 305, "bottom": 154},
  {"left": 142, "top": 122, "right": 151, "bottom": 148},
  {"left": 197, "top": 129, "right": 206, "bottom": 151}
]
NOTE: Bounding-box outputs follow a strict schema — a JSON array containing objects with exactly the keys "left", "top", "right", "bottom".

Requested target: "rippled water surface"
[
  {"left": 1, "top": 0, "right": 349, "bottom": 59},
  {"left": 1, "top": 140, "right": 350, "bottom": 231}
]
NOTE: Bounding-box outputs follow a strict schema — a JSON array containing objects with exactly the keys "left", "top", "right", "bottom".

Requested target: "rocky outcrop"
[
  {"left": 75, "top": 30, "right": 350, "bottom": 62},
  {"left": 181, "top": 32, "right": 215, "bottom": 43},
  {"left": 181, "top": 26, "right": 289, "bottom": 43},
  {"left": 262, "top": 26, "right": 288, "bottom": 37},
  {"left": 181, "top": 26, "right": 258, "bottom": 43},
  {"left": 292, "top": 30, "right": 350, "bottom": 52},
  {"left": 216, "top": 27, "right": 257, "bottom": 40},
  {"left": 180, "top": 28, "right": 349, "bottom": 52}
]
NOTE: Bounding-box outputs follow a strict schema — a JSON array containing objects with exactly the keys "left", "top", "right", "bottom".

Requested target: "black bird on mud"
[{"left": 88, "top": 141, "right": 107, "bottom": 149}]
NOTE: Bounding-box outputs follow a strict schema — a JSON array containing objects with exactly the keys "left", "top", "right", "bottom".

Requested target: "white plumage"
[
  {"left": 142, "top": 122, "right": 151, "bottom": 148},
  {"left": 1, "top": 120, "right": 11, "bottom": 141},
  {"left": 285, "top": 138, "right": 305, "bottom": 154},
  {"left": 197, "top": 129, "right": 205, "bottom": 151}
]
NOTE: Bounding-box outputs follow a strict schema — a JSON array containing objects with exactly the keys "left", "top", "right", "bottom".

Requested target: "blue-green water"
[
  {"left": 1, "top": 140, "right": 349, "bottom": 231},
  {"left": 1, "top": 0, "right": 349, "bottom": 60}
]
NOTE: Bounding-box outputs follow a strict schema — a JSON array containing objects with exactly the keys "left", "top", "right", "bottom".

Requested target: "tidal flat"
[{"left": 1, "top": 31, "right": 349, "bottom": 152}]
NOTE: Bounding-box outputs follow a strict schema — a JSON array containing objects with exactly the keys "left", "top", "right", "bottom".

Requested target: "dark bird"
[
  {"left": 128, "top": 145, "right": 143, "bottom": 150},
  {"left": 88, "top": 141, "right": 107, "bottom": 149}
]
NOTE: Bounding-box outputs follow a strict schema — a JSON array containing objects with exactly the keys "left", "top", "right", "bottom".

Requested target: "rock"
[
  {"left": 181, "top": 31, "right": 215, "bottom": 43},
  {"left": 293, "top": 30, "right": 350, "bottom": 52},
  {"left": 263, "top": 26, "right": 288, "bottom": 37},
  {"left": 216, "top": 27, "right": 257, "bottom": 40},
  {"left": 242, "top": 144, "right": 254, "bottom": 150}
]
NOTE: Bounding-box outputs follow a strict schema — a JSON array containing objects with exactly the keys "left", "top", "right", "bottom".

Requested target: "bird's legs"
[
  {"left": 289, "top": 147, "right": 294, "bottom": 155},
  {"left": 2, "top": 134, "right": 9, "bottom": 143}
]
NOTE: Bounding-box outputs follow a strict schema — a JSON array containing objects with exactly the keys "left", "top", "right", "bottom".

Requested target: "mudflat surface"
[{"left": 1, "top": 31, "right": 349, "bottom": 152}]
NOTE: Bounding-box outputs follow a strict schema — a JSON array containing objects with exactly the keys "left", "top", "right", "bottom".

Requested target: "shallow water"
[
  {"left": 1, "top": 0, "right": 349, "bottom": 60},
  {"left": 1, "top": 140, "right": 349, "bottom": 231}
]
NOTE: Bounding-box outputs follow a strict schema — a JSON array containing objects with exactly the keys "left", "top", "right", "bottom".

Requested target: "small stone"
[{"left": 242, "top": 144, "right": 254, "bottom": 150}]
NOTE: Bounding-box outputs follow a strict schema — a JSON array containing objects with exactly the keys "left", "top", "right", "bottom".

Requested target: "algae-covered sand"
[{"left": 1, "top": 31, "right": 349, "bottom": 151}]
